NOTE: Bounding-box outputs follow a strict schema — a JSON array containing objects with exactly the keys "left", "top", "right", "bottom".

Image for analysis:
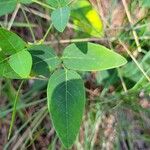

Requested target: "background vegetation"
[{"left": 0, "top": 0, "right": 150, "bottom": 149}]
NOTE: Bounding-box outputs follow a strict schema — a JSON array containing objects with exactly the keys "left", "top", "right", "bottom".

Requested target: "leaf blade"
[
  {"left": 62, "top": 42, "right": 127, "bottom": 71},
  {"left": 0, "top": 0, "right": 17, "bottom": 16},
  {"left": 51, "top": 7, "right": 70, "bottom": 32},
  {"left": 47, "top": 69, "right": 86, "bottom": 148},
  {"left": 0, "top": 61, "right": 21, "bottom": 79},
  {"left": 0, "top": 28, "right": 26, "bottom": 54},
  {"left": 0, "top": 28, "right": 30, "bottom": 79},
  {"left": 46, "top": 0, "right": 70, "bottom": 8},
  {"left": 29, "top": 44, "right": 61, "bottom": 72},
  {"left": 8, "top": 50, "right": 32, "bottom": 78}
]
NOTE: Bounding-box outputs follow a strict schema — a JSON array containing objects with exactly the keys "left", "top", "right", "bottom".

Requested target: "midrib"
[{"left": 65, "top": 69, "right": 69, "bottom": 147}]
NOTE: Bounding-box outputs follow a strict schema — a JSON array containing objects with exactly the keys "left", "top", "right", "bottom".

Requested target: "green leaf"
[
  {"left": 121, "top": 61, "right": 140, "bottom": 82},
  {"left": 31, "top": 57, "right": 50, "bottom": 77},
  {"left": 46, "top": 0, "right": 70, "bottom": 8},
  {"left": 29, "top": 45, "right": 61, "bottom": 72},
  {"left": 51, "top": 7, "right": 70, "bottom": 32},
  {"left": 0, "top": 61, "right": 21, "bottom": 79},
  {"left": 0, "top": 28, "right": 26, "bottom": 55},
  {"left": 8, "top": 50, "right": 32, "bottom": 78},
  {"left": 0, "top": 0, "right": 32, "bottom": 16},
  {"left": 47, "top": 69, "right": 85, "bottom": 148},
  {"left": 20, "top": 0, "right": 32, "bottom": 4},
  {"left": 0, "top": 51, "right": 19, "bottom": 78},
  {"left": 0, "top": 28, "right": 31, "bottom": 78},
  {"left": 71, "top": 1, "right": 103, "bottom": 38},
  {"left": 0, "top": 0, "right": 17, "bottom": 16},
  {"left": 121, "top": 51, "right": 150, "bottom": 83},
  {"left": 139, "top": 0, "right": 150, "bottom": 7},
  {"left": 62, "top": 42, "right": 127, "bottom": 71}
]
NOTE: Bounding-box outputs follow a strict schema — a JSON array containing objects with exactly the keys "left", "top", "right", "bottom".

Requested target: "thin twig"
[
  {"left": 23, "top": 6, "right": 75, "bottom": 30},
  {"left": 21, "top": 6, "right": 36, "bottom": 43},
  {"left": 117, "top": 68, "right": 128, "bottom": 92},
  {"left": 41, "top": 36, "right": 150, "bottom": 45},
  {"left": 43, "top": 37, "right": 116, "bottom": 45},
  {"left": 41, "top": 23, "right": 53, "bottom": 43},
  {"left": 23, "top": 6, "right": 51, "bottom": 20},
  {"left": 120, "top": 40, "right": 150, "bottom": 82},
  {"left": 8, "top": 3, "right": 20, "bottom": 30},
  {"left": 122, "top": 0, "right": 142, "bottom": 52}
]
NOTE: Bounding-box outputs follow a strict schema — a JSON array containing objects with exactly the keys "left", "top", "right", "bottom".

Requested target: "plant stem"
[
  {"left": 122, "top": 0, "right": 142, "bottom": 53},
  {"left": 120, "top": 40, "right": 150, "bottom": 82},
  {"left": 23, "top": 6, "right": 51, "bottom": 20},
  {"left": 41, "top": 23, "right": 53, "bottom": 43},
  {"left": 21, "top": 6, "right": 36, "bottom": 43},
  {"left": 8, "top": 3, "right": 20, "bottom": 30},
  {"left": 8, "top": 81, "right": 24, "bottom": 140},
  {"left": 117, "top": 68, "right": 128, "bottom": 92}
]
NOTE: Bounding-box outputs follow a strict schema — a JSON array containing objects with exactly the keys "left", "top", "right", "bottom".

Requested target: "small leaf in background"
[
  {"left": 8, "top": 50, "right": 32, "bottom": 78},
  {"left": 51, "top": 7, "right": 70, "bottom": 32},
  {"left": 131, "top": 69, "right": 150, "bottom": 92},
  {"left": 0, "top": 28, "right": 26, "bottom": 55},
  {"left": 96, "top": 70, "right": 119, "bottom": 95},
  {"left": 121, "top": 62, "right": 140, "bottom": 82},
  {"left": 121, "top": 51, "right": 150, "bottom": 83},
  {"left": 29, "top": 45, "right": 61, "bottom": 72},
  {"left": 47, "top": 69, "right": 86, "bottom": 148},
  {"left": 20, "top": 0, "right": 32, "bottom": 4},
  {"left": 96, "top": 70, "right": 110, "bottom": 85},
  {"left": 62, "top": 42, "right": 127, "bottom": 71},
  {"left": 46, "top": 0, "right": 70, "bottom": 8},
  {"left": 0, "top": 0, "right": 32, "bottom": 17},
  {"left": 71, "top": 0, "right": 103, "bottom": 37},
  {"left": 0, "top": 0, "right": 17, "bottom": 16},
  {"left": 139, "top": 0, "right": 150, "bottom": 7}
]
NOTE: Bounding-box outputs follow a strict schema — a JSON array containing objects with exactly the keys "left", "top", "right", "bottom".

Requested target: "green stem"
[
  {"left": 21, "top": 6, "right": 36, "bottom": 43},
  {"left": 8, "top": 81, "right": 24, "bottom": 140},
  {"left": 40, "top": 23, "right": 53, "bottom": 43}
]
